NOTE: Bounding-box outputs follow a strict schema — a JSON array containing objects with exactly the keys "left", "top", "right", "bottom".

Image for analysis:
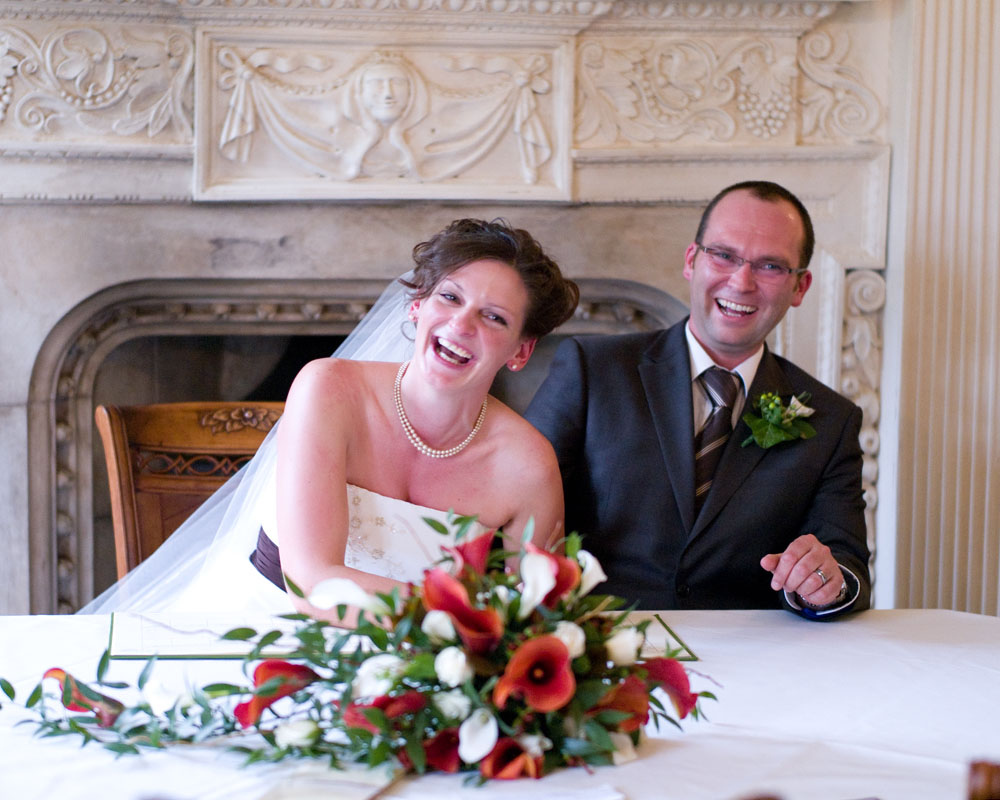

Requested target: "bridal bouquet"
[{"left": 5, "top": 519, "right": 712, "bottom": 782}]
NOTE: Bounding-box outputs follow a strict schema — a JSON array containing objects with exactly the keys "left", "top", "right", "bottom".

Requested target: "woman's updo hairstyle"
[{"left": 402, "top": 218, "right": 579, "bottom": 340}]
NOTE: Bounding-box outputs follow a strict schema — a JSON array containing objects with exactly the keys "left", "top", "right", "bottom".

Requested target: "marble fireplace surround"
[{"left": 0, "top": 0, "right": 889, "bottom": 613}]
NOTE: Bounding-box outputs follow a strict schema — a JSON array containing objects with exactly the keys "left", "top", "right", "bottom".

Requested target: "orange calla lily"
[
  {"left": 422, "top": 568, "right": 503, "bottom": 655},
  {"left": 643, "top": 657, "right": 698, "bottom": 719},
  {"left": 480, "top": 737, "right": 543, "bottom": 779},
  {"left": 234, "top": 660, "right": 320, "bottom": 728},
  {"left": 343, "top": 690, "right": 427, "bottom": 734},
  {"left": 43, "top": 668, "right": 124, "bottom": 728},
  {"left": 493, "top": 635, "right": 575, "bottom": 713},
  {"left": 443, "top": 530, "right": 494, "bottom": 577},
  {"left": 593, "top": 674, "right": 649, "bottom": 732}
]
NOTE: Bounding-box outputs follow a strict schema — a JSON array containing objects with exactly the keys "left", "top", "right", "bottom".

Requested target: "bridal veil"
[{"left": 81, "top": 274, "right": 415, "bottom": 613}]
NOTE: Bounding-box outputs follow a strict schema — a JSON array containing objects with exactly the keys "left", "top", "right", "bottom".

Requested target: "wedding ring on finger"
[{"left": 814, "top": 567, "right": 829, "bottom": 586}]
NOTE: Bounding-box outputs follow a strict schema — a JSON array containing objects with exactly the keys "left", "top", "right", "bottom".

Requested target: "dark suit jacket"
[{"left": 525, "top": 319, "right": 871, "bottom": 616}]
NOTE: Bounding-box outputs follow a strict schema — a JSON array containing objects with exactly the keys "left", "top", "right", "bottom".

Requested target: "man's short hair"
[{"left": 695, "top": 180, "right": 815, "bottom": 270}]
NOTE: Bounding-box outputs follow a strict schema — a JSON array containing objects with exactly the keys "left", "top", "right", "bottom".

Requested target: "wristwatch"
[{"left": 800, "top": 580, "right": 848, "bottom": 610}]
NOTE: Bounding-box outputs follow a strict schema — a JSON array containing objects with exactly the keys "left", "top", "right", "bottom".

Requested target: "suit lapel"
[
  {"left": 638, "top": 323, "right": 698, "bottom": 532},
  {"left": 691, "top": 348, "right": 793, "bottom": 536}
]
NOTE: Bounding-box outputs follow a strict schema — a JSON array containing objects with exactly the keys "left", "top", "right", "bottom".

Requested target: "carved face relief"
[{"left": 360, "top": 63, "right": 412, "bottom": 125}]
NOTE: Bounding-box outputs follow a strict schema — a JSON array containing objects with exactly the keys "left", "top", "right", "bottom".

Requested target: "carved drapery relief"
[
  {"left": 0, "top": 21, "right": 192, "bottom": 146},
  {"left": 197, "top": 36, "right": 569, "bottom": 199}
]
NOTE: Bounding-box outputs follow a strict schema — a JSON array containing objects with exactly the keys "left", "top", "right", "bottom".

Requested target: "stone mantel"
[{"left": 0, "top": 0, "right": 889, "bottom": 613}]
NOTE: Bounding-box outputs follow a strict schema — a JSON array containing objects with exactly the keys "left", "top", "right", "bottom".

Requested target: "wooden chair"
[{"left": 94, "top": 401, "right": 283, "bottom": 579}]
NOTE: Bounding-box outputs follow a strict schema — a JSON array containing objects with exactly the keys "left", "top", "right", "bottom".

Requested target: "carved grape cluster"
[
  {"left": 0, "top": 54, "right": 17, "bottom": 123},
  {"left": 737, "top": 87, "right": 792, "bottom": 139}
]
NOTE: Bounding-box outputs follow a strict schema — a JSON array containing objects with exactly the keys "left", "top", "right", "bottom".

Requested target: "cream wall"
[{"left": 878, "top": 0, "right": 1000, "bottom": 613}]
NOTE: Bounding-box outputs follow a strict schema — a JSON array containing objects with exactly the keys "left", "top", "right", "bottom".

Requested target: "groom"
[{"left": 526, "top": 181, "right": 870, "bottom": 618}]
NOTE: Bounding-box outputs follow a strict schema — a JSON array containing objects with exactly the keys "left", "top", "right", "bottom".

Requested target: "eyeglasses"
[{"left": 694, "top": 244, "right": 807, "bottom": 284}]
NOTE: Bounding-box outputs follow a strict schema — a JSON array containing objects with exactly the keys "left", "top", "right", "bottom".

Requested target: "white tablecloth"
[{"left": 2, "top": 609, "right": 998, "bottom": 800}]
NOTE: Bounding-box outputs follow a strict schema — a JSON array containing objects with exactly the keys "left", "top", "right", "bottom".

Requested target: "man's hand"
[{"left": 760, "top": 534, "right": 845, "bottom": 607}]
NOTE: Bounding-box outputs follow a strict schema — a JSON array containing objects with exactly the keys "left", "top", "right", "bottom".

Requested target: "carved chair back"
[{"left": 94, "top": 401, "right": 283, "bottom": 579}]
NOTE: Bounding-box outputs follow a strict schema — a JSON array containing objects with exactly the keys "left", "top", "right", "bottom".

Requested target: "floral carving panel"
[
  {"left": 0, "top": 22, "right": 192, "bottom": 146},
  {"left": 196, "top": 32, "right": 572, "bottom": 201},
  {"left": 575, "top": 35, "right": 799, "bottom": 147}
]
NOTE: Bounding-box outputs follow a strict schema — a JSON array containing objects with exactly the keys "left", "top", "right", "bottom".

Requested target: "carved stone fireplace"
[{"left": 0, "top": 0, "right": 890, "bottom": 613}]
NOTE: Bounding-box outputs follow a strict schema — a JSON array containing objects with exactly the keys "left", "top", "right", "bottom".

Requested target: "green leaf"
[
  {"left": 583, "top": 718, "right": 615, "bottom": 752},
  {"left": 573, "top": 679, "right": 613, "bottom": 711},
  {"left": 257, "top": 630, "right": 284, "bottom": 650},
  {"left": 422, "top": 517, "right": 449, "bottom": 535},
  {"left": 520, "top": 516, "right": 535, "bottom": 546},
  {"left": 221, "top": 627, "right": 258, "bottom": 641},
  {"left": 284, "top": 574, "right": 305, "bottom": 598},
  {"left": 26, "top": 683, "right": 42, "bottom": 708},
  {"left": 405, "top": 735, "right": 427, "bottom": 773},
  {"left": 96, "top": 649, "right": 110, "bottom": 683},
  {"left": 104, "top": 742, "right": 141, "bottom": 757},
  {"left": 201, "top": 683, "right": 245, "bottom": 697},
  {"left": 137, "top": 656, "right": 157, "bottom": 691},
  {"left": 560, "top": 736, "right": 607, "bottom": 757},
  {"left": 0, "top": 677, "right": 14, "bottom": 702}
]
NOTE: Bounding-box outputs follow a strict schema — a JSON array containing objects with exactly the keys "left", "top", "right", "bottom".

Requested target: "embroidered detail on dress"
[{"left": 350, "top": 516, "right": 361, "bottom": 529}]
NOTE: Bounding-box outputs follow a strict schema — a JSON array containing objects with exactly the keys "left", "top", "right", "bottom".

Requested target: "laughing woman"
[
  {"left": 85, "top": 219, "right": 579, "bottom": 620},
  {"left": 268, "top": 220, "right": 579, "bottom": 617}
]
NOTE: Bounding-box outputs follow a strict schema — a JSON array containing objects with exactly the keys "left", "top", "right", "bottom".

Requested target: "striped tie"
[{"left": 694, "top": 366, "right": 740, "bottom": 514}]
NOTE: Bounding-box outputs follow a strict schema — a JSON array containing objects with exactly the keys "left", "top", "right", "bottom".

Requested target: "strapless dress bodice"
[{"left": 260, "top": 481, "right": 486, "bottom": 584}]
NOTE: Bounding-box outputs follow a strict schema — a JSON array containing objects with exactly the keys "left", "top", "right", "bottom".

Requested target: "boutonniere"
[{"left": 741, "top": 391, "right": 816, "bottom": 449}]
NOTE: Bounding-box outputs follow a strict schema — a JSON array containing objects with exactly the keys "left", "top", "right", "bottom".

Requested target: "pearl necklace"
[{"left": 393, "top": 362, "right": 488, "bottom": 458}]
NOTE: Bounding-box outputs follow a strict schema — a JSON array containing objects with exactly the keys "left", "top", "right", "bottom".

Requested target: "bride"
[{"left": 83, "top": 219, "right": 579, "bottom": 621}]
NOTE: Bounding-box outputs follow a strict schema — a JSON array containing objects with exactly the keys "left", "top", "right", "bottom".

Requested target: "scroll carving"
[
  {"left": 575, "top": 37, "right": 797, "bottom": 147},
  {"left": 799, "top": 28, "right": 881, "bottom": 142},
  {"left": 0, "top": 23, "right": 192, "bottom": 143},
  {"left": 203, "top": 43, "right": 563, "bottom": 196},
  {"left": 200, "top": 406, "right": 281, "bottom": 435},
  {"left": 842, "top": 268, "right": 885, "bottom": 562}
]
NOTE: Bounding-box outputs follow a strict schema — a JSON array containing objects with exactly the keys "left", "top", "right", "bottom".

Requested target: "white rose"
[
  {"left": 432, "top": 688, "right": 472, "bottom": 721},
  {"left": 458, "top": 708, "right": 498, "bottom": 764},
  {"left": 605, "top": 627, "right": 644, "bottom": 666},
  {"left": 553, "top": 620, "right": 586, "bottom": 659},
  {"left": 434, "top": 646, "right": 474, "bottom": 688},
  {"left": 352, "top": 653, "right": 405, "bottom": 698},
  {"left": 609, "top": 731, "right": 638, "bottom": 765},
  {"left": 421, "top": 610, "right": 456, "bottom": 644},
  {"left": 517, "top": 733, "right": 553, "bottom": 758},
  {"left": 518, "top": 551, "right": 556, "bottom": 619},
  {"left": 576, "top": 550, "right": 608, "bottom": 597},
  {"left": 274, "top": 719, "right": 321, "bottom": 749}
]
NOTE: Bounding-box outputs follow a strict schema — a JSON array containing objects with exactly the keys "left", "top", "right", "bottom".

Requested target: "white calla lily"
[
  {"left": 458, "top": 708, "right": 499, "bottom": 764},
  {"left": 517, "top": 551, "right": 556, "bottom": 619},
  {"left": 308, "top": 577, "right": 392, "bottom": 617},
  {"left": 576, "top": 549, "right": 608, "bottom": 597}
]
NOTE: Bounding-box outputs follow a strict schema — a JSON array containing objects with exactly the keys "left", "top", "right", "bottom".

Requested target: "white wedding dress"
[{"left": 164, "top": 481, "right": 485, "bottom": 616}]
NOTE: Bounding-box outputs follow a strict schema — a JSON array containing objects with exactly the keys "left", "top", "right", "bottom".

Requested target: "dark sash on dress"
[{"left": 249, "top": 529, "right": 284, "bottom": 590}]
